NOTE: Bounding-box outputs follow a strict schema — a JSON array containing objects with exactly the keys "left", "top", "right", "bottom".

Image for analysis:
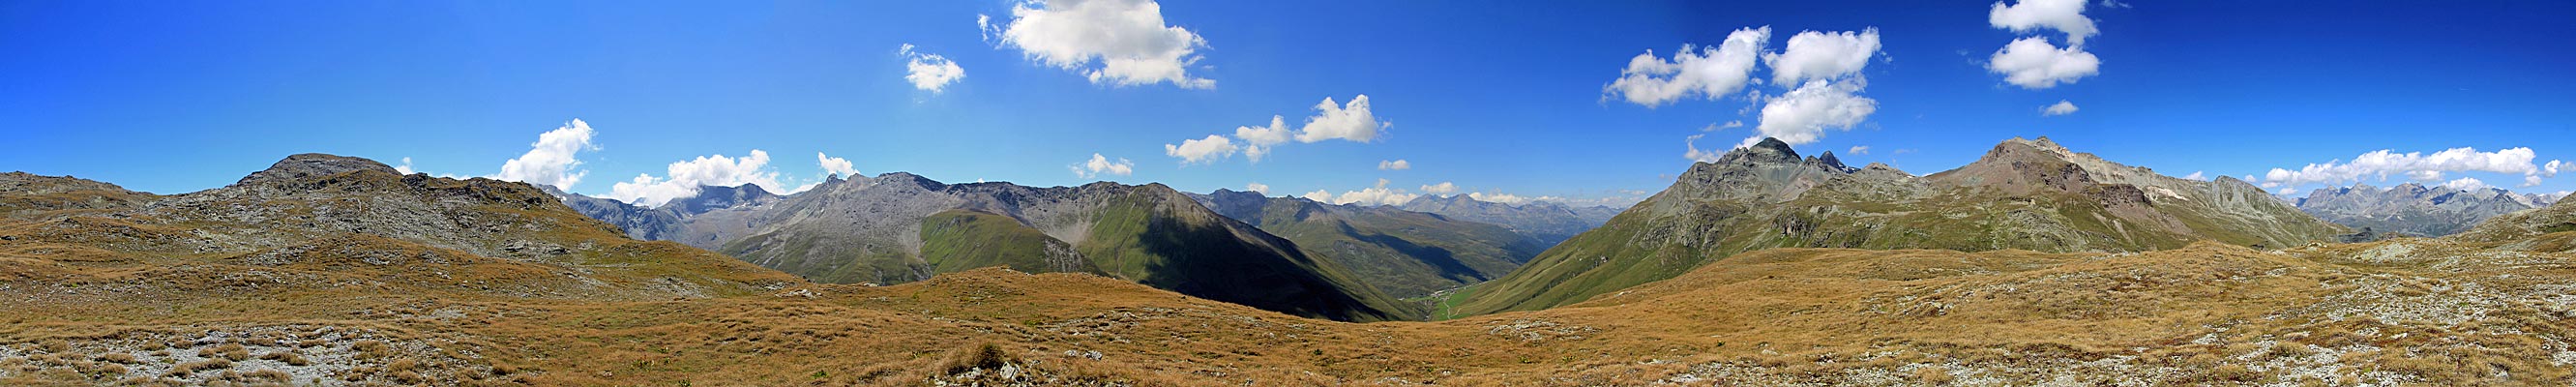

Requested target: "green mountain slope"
[
  {"left": 1191, "top": 189, "right": 1546, "bottom": 299},
  {"left": 1448, "top": 137, "right": 2349, "bottom": 316},
  {"left": 701, "top": 173, "right": 1420, "bottom": 322}
]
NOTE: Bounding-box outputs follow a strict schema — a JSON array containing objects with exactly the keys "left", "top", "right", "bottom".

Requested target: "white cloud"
[
  {"left": 1763, "top": 29, "right": 1880, "bottom": 85},
  {"left": 1684, "top": 134, "right": 1724, "bottom": 164},
  {"left": 1988, "top": 37, "right": 2100, "bottom": 89},
  {"left": 817, "top": 152, "right": 861, "bottom": 178},
  {"left": 1703, "top": 121, "right": 1744, "bottom": 132},
  {"left": 2183, "top": 171, "right": 2208, "bottom": 181},
  {"left": 1299, "top": 190, "right": 1331, "bottom": 202},
  {"left": 1233, "top": 116, "right": 1292, "bottom": 162},
  {"left": 1990, "top": 0, "right": 2097, "bottom": 45},
  {"left": 1745, "top": 78, "right": 1876, "bottom": 148},
  {"left": 494, "top": 119, "right": 599, "bottom": 191},
  {"left": 1848, "top": 146, "right": 1871, "bottom": 155},
  {"left": 2275, "top": 188, "right": 2298, "bottom": 195},
  {"left": 607, "top": 150, "right": 786, "bottom": 208},
  {"left": 395, "top": 158, "right": 417, "bottom": 175},
  {"left": 1377, "top": 160, "right": 1410, "bottom": 170},
  {"left": 1468, "top": 193, "right": 1533, "bottom": 205},
  {"left": 1295, "top": 95, "right": 1385, "bottom": 143},
  {"left": 1244, "top": 182, "right": 1269, "bottom": 194},
  {"left": 1604, "top": 27, "right": 1772, "bottom": 106},
  {"left": 2265, "top": 146, "right": 2549, "bottom": 188},
  {"left": 1071, "top": 153, "right": 1135, "bottom": 178},
  {"left": 1309, "top": 178, "right": 1418, "bottom": 206},
  {"left": 982, "top": 0, "right": 1214, "bottom": 89},
  {"left": 2042, "top": 100, "right": 2080, "bottom": 116},
  {"left": 2443, "top": 177, "right": 2490, "bottom": 192},
  {"left": 1174, "top": 95, "right": 1385, "bottom": 165},
  {"left": 899, "top": 44, "right": 966, "bottom": 93},
  {"left": 1420, "top": 182, "right": 1457, "bottom": 194},
  {"left": 1163, "top": 134, "right": 1239, "bottom": 164},
  {"left": 2523, "top": 175, "right": 2543, "bottom": 188},
  {"left": 2547, "top": 160, "right": 2564, "bottom": 176}
]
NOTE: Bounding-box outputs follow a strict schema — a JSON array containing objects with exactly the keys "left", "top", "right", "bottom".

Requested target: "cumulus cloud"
[
  {"left": 1232, "top": 116, "right": 1293, "bottom": 162},
  {"left": 1990, "top": 0, "right": 2097, "bottom": 45},
  {"left": 1849, "top": 146, "right": 1871, "bottom": 155},
  {"left": 1173, "top": 96, "right": 1384, "bottom": 164},
  {"left": 2183, "top": 171, "right": 2208, "bottom": 181},
  {"left": 1244, "top": 182, "right": 1269, "bottom": 194},
  {"left": 1307, "top": 178, "right": 1418, "bottom": 206},
  {"left": 395, "top": 158, "right": 418, "bottom": 175},
  {"left": 1468, "top": 193, "right": 1534, "bottom": 205},
  {"left": 1763, "top": 29, "right": 1880, "bottom": 85},
  {"left": 2443, "top": 177, "right": 2490, "bottom": 192},
  {"left": 1604, "top": 27, "right": 1772, "bottom": 106},
  {"left": 2264, "top": 146, "right": 2550, "bottom": 189},
  {"left": 817, "top": 153, "right": 861, "bottom": 178},
  {"left": 1683, "top": 134, "right": 1725, "bottom": 164},
  {"left": 1163, "top": 134, "right": 1239, "bottom": 164},
  {"left": 494, "top": 119, "right": 599, "bottom": 191},
  {"left": 1988, "top": 37, "right": 2100, "bottom": 89},
  {"left": 1704, "top": 121, "right": 1745, "bottom": 132},
  {"left": 1420, "top": 182, "right": 1457, "bottom": 194},
  {"left": 981, "top": 0, "right": 1214, "bottom": 89},
  {"left": 607, "top": 150, "right": 786, "bottom": 208},
  {"left": 1295, "top": 95, "right": 1385, "bottom": 143},
  {"left": 1071, "top": 153, "right": 1135, "bottom": 178},
  {"left": 2042, "top": 100, "right": 2080, "bottom": 116},
  {"left": 1378, "top": 160, "right": 1410, "bottom": 170},
  {"left": 1746, "top": 78, "right": 1877, "bottom": 148},
  {"left": 899, "top": 44, "right": 965, "bottom": 93}
]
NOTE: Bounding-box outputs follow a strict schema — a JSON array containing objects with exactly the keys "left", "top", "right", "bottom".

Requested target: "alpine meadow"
[{"left": 6, "top": 0, "right": 2576, "bottom": 386}]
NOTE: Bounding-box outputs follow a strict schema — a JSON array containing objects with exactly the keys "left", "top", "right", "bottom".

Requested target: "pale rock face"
[{"left": 2297, "top": 183, "right": 2553, "bottom": 237}]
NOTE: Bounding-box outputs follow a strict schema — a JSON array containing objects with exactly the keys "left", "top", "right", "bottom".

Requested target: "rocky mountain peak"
[
  {"left": 1716, "top": 137, "right": 1802, "bottom": 165},
  {"left": 235, "top": 153, "right": 400, "bottom": 186}
]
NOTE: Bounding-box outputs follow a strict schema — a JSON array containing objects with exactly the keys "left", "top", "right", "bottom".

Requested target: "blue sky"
[{"left": 5, "top": 1, "right": 2572, "bottom": 206}]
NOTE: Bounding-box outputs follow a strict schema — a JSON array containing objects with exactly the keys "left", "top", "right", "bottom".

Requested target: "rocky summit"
[
  {"left": 1447, "top": 136, "right": 2350, "bottom": 315},
  {"left": 2297, "top": 182, "right": 2560, "bottom": 237}
]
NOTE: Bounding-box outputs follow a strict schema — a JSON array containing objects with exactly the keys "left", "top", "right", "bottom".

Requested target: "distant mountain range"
[
  {"left": 1190, "top": 189, "right": 1546, "bottom": 299},
  {"left": 555, "top": 172, "right": 1419, "bottom": 322},
  {"left": 1396, "top": 194, "right": 1622, "bottom": 246},
  {"left": 1445, "top": 136, "right": 2350, "bottom": 315},
  {"left": 2295, "top": 183, "right": 2561, "bottom": 237}
]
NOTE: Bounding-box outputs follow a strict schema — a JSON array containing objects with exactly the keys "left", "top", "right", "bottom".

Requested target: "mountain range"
[
  {"left": 2295, "top": 183, "right": 2561, "bottom": 237},
  {"left": 1444, "top": 136, "right": 2350, "bottom": 315},
  {"left": 10, "top": 150, "right": 2576, "bottom": 384},
  {"left": 1189, "top": 189, "right": 1546, "bottom": 299},
  {"left": 1395, "top": 194, "right": 1622, "bottom": 246},
  {"left": 561, "top": 172, "right": 1419, "bottom": 322}
]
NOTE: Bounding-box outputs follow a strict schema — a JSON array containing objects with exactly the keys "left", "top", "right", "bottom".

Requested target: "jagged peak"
[
  {"left": 235, "top": 153, "right": 400, "bottom": 186},
  {"left": 1716, "top": 137, "right": 1803, "bottom": 164}
]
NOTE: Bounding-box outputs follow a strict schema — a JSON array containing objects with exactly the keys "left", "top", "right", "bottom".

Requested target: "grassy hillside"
[
  {"left": 717, "top": 180, "right": 1421, "bottom": 322},
  {"left": 1206, "top": 193, "right": 1544, "bottom": 299},
  {"left": 1448, "top": 138, "right": 2348, "bottom": 317}
]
